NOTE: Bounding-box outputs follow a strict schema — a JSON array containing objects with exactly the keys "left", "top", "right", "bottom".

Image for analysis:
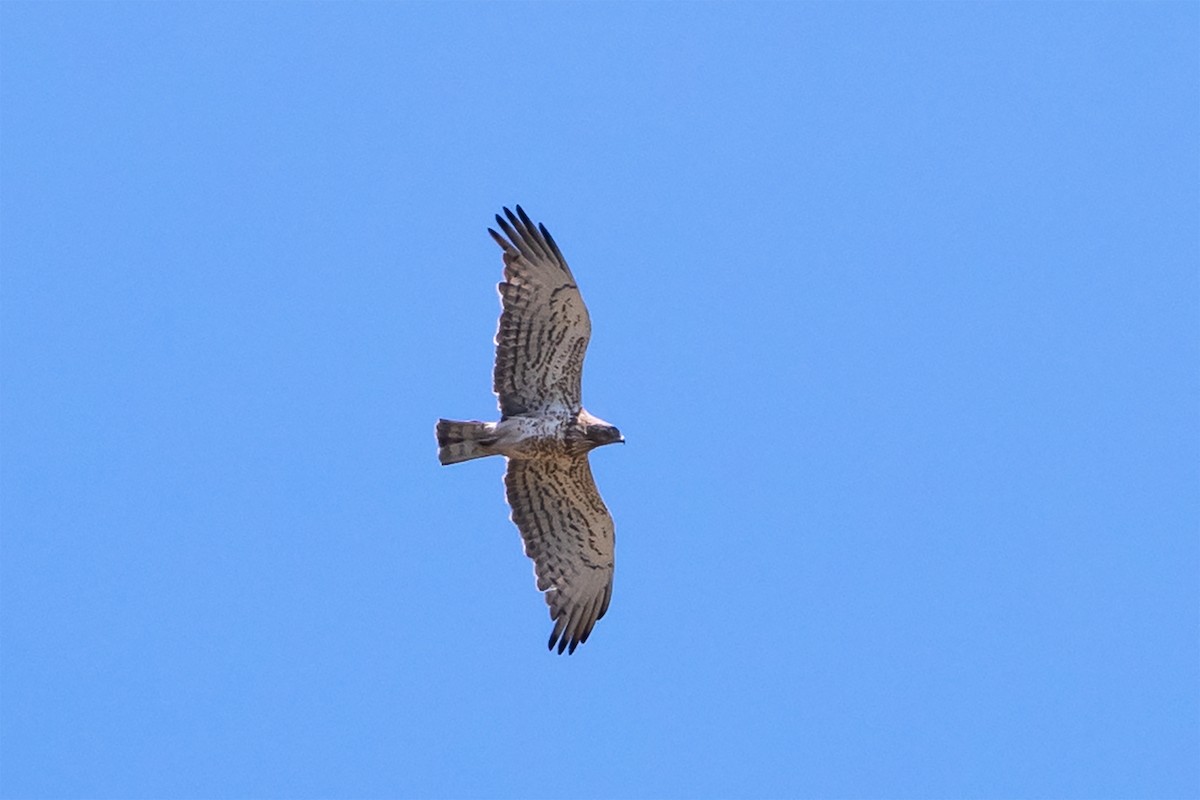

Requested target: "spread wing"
[
  {"left": 489, "top": 206, "right": 591, "bottom": 418},
  {"left": 504, "top": 455, "right": 614, "bottom": 654}
]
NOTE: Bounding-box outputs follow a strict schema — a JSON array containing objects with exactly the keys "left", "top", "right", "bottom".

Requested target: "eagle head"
[
  {"left": 586, "top": 424, "right": 624, "bottom": 448},
  {"left": 577, "top": 411, "right": 624, "bottom": 450}
]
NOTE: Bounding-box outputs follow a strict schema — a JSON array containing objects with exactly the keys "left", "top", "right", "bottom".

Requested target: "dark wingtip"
[
  {"left": 539, "top": 222, "right": 566, "bottom": 264},
  {"left": 494, "top": 213, "right": 522, "bottom": 252},
  {"left": 516, "top": 205, "right": 535, "bottom": 230}
]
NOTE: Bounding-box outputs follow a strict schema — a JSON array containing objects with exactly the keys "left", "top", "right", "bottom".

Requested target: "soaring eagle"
[{"left": 436, "top": 206, "right": 623, "bottom": 654}]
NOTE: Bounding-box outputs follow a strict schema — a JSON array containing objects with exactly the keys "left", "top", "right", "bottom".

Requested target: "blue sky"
[{"left": 2, "top": 3, "right": 1197, "bottom": 799}]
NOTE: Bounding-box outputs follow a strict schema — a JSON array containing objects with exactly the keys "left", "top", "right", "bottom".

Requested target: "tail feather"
[{"left": 436, "top": 419, "right": 498, "bottom": 465}]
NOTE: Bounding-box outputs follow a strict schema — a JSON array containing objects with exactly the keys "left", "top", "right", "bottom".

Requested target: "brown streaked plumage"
[{"left": 436, "top": 206, "right": 623, "bottom": 654}]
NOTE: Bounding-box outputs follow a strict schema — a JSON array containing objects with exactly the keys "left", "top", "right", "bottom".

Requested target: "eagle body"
[
  {"left": 436, "top": 206, "right": 622, "bottom": 655},
  {"left": 438, "top": 410, "right": 621, "bottom": 463}
]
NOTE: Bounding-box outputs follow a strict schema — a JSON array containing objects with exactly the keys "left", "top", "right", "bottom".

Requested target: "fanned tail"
[{"left": 436, "top": 419, "right": 498, "bottom": 465}]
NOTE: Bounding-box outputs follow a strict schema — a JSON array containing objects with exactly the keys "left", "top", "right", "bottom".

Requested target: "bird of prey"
[{"left": 436, "top": 206, "right": 623, "bottom": 655}]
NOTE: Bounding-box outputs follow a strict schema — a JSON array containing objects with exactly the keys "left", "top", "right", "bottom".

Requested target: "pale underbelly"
[{"left": 494, "top": 417, "right": 572, "bottom": 459}]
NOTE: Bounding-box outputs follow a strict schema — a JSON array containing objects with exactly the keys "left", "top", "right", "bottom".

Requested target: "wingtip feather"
[{"left": 516, "top": 205, "right": 534, "bottom": 231}]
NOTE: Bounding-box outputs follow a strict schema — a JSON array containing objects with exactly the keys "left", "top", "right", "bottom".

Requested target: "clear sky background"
[{"left": 2, "top": 4, "right": 1197, "bottom": 799}]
